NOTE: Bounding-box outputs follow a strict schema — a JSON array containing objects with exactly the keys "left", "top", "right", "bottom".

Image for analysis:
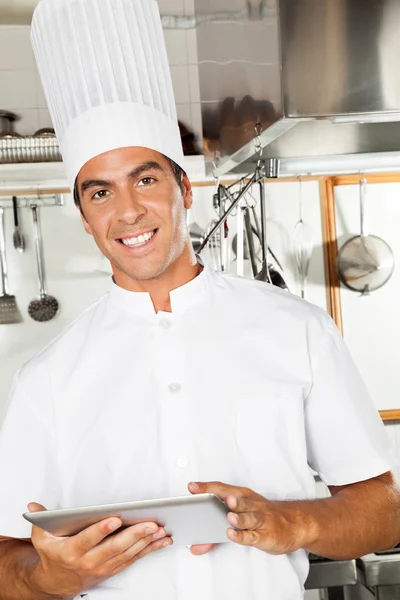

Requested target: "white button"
[
  {"left": 168, "top": 382, "right": 181, "bottom": 393},
  {"left": 176, "top": 456, "right": 189, "bottom": 468},
  {"left": 160, "top": 319, "right": 171, "bottom": 329}
]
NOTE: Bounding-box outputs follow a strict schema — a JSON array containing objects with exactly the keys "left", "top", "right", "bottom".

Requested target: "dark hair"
[{"left": 73, "top": 154, "right": 184, "bottom": 212}]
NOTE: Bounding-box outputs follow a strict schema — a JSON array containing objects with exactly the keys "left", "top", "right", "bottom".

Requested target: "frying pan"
[{"left": 337, "top": 179, "right": 394, "bottom": 295}]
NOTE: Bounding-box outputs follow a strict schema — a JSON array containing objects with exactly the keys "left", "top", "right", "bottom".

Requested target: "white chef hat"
[{"left": 30, "top": 0, "right": 185, "bottom": 190}]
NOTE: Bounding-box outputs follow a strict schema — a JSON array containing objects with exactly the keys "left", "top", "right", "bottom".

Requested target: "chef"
[{"left": 0, "top": 0, "right": 399, "bottom": 599}]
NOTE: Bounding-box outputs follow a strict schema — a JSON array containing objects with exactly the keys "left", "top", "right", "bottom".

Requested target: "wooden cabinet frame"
[{"left": 320, "top": 173, "right": 400, "bottom": 422}]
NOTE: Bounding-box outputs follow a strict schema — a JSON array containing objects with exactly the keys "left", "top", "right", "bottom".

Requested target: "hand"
[
  {"left": 188, "top": 482, "right": 316, "bottom": 555},
  {"left": 26, "top": 502, "right": 173, "bottom": 598}
]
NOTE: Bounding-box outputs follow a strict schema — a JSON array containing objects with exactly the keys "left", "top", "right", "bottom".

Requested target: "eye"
[
  {"left": 92, "top": 190, "right": 109, "bottom": 200},
  {"left": 138, "top": 177, "right": 156, "bottom": 186}
]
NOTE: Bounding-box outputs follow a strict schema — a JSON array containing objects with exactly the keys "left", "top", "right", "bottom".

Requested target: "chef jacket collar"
[{"left": 108, "top": 257, "right": 212, "bottom": 317}]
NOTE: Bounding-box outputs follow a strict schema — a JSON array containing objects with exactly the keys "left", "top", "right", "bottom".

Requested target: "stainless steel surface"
[
  {"left": 293, "top": 182, "right": 314, "bottom": 299},
  {"left": 28, "top": 204, "right": 59, "bottom": 323},
  {"left": 244, "top": 207, "right": 258, "bottom": 275},
  {"left": 255, "top": 178, "right": 271, "bottom": 283},
  {"left": 218, "top": 185, "right": 228, "bottom": 272},
  {"left": 375, "top": 588, "right": 400, "bottom": 600},
  {"left": 0, "top": 110, "right": 18, "bottom": 135},
  {"left": 198, "top": 171, "right": 263, "bottom": 252},
  {"left": 0, "top": 195, "right": 64, "bottom": 210},
  {"left": 189, "top": 222, "right": 204, "bottom": 253},
  {"left": 194, "top": 0, "right": 400, "bottom": 176},
  {"left": 280, "top": 0, "right": 397, "bottom": 118},
  {"left": 0, "top": 207, "right": 22, "bottom": 325},
  {"left": 12, "top": 196, "right": 25, "bottom": 253},
  {"left": 337, "top": 179, "right": 395, "bottom": 295},
  {"left": 306, "top": 558, "right": 358, "bottom": 590},
  {"left": 359, "top": 553, "right": 400, "bottom": 587},
  {"left": 344, "top": 582, "right": 377, "bottom": 600},
  {"left": 0, "top": 208, "right": 9, "bottom": 297},
  {"left": 0, "top": 136, "right": 62, "bottom": 164}
]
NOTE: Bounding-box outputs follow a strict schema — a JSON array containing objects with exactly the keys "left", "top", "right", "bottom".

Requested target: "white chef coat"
[{"left": 0, "top": 265, "right": 394, "bottom": 600}]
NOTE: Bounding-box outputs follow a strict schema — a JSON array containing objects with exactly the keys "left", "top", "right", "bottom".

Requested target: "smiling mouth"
[{"left": 117, "top": 229, "right": 158, "bottom": 247}]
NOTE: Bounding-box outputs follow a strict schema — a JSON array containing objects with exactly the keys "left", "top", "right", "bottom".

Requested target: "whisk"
[{"left": 293, "top": 180, "right": 314, "bottom": 299}]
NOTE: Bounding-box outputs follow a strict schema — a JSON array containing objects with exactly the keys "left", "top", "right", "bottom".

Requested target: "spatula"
[{"left": 0, "top": 207, "right": 22, "bottom": 324}]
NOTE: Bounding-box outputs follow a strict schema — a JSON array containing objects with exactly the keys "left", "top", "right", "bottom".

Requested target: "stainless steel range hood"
[{"left": 194, "top": 0, "right": 400, "bottom": 176}]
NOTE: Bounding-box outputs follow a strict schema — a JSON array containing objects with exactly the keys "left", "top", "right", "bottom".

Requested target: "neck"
[{"left": 113, "top": 244, "right": 201, "bottom": 313}]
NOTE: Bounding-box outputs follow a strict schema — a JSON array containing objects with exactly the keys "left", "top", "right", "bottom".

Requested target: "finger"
[
  {"left": 227, "top": 527, "right": 261, "bottom": 547},
  {"left": 227, "top": 495, "right": 262, "bottom": 513},
  {"left": 104, "top": 530, "right": 170, "bottom": 571},
  {"left": 190, "top": 544, "right": 216, "bottom": 556},
  {"left": 29, "top": 504, "right": 60, "bottom": 548},
  {"left": 109, "top": 536, "right": 173, "bottom": 577},
  {"left": 227, "top": 511, "right": 264, "bottom": 530},
  {"left": 88, "top": 523, "right": 164, "bottom": 566},
  {"left": 27, "top": 502, "right": 47, "bottom": 512},
  {"left": 69, "top": 517, "right": 124, "bottom": 556},
  {"left": 188, "top": 481, "right": 248, "bottom": 502}
]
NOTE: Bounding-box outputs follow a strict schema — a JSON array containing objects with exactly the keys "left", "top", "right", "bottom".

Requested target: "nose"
[{"left": 114, "top": 187, "right": 147, "bottom": 224}]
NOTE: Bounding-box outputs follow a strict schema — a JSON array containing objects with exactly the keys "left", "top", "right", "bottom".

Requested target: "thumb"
[
  {"left": 27, "top": 503, "right": 54, "bottom": 545},
  {"left": 27, "top": 502, "right": 47, "bottom": 513}
]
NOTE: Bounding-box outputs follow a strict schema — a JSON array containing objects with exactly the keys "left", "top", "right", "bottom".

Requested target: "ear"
[
  {"left": 182, "top": 173, "right": 193, "bottom": 210},
  {"left": 79, "top": 209, "right": 93, "bottom": 236}
]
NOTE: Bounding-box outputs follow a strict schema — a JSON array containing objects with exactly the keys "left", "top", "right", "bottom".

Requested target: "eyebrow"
[{"left": 80, "top": 161, "right": 166, "bottom": 196}]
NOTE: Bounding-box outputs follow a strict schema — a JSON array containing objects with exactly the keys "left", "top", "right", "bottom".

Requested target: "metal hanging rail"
[{"left": 0, "top": 194, "right": 64, "bottom": 209}]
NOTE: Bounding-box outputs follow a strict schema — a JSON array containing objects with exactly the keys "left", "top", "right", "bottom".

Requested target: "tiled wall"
[{"left": 0, "top": 1, "right": 202, "bottom": 143}]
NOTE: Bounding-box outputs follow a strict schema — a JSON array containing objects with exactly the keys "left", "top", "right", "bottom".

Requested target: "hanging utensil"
[
  {"left": 255, "top": 180, "right": 272, "bottom": 283},
  {"left": 337, "top": 178, "right": 394, "bottom": 295},
  {"left": 236, "top": 200, "right": 245, "bottom": 276},
  {"left": 244, "top": 207, "right": 258, "bottom": 277},
  {"left": 12, "top": 196, "right": 25, "bottom": 253},
  {"left": 232, "top": 210, "right": 261, "bottom": 269},
  {"left": 217, "top": 186, "right": 229, "bottom": 272},
  {"left": 268, "top": 265, "right": 289, "bottom": 290},
  {"left": 203, "top": 219, "right": 221, "bottom": 271},
  {"left": 293, "top": 179, "right": 314, "bottom": 299},
  {"left": 28, "top": 204, "right": 59, "bottom": 322},
  {"left": 189, "top": 222, "right": 204, "bottom": 254},
  {"left": 0, "top": 207, "right": 22, "bottom": 324},
  {"left": 248, "top": 204, "right": 284, "bottom": 271}
]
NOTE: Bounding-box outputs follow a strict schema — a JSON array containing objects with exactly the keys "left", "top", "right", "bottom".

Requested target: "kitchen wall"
[
  {"left": 0, "top": 11, "right": 400, "bottom": 591},
  {"left": 192, "top": 181, "right": 400, "bottom": 486},
  {"left": 335, "top": 182, "right": 400, "bottom": 412},
  {"left": 2, "top": 177, "right": 400, "bottom": 488},
  {"left": 0, "top": 179, "right": 327, "bottom": 406},
  {"left": 0, "top": 2, "right": 202, "bottom": 143}
]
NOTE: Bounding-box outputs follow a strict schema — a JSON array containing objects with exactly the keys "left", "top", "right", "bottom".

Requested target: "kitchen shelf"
[{"left": 0, "top": 155, "right": 209, "bottom": 194}]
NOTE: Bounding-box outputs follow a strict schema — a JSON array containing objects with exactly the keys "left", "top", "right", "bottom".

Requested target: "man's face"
[{"left": 77, "top": 147, "right": 193, "bottom": 281}]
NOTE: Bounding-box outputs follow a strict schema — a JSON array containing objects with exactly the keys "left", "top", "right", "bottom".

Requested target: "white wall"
[
  {"left": 0, "top": 17, "right": 202, "bottom": 144},
  {"left": 335, "top": 183, "right": 400, "bottom": 412},
  {"left": 0, "top": 193, "right": 112, "bottom": 406}
]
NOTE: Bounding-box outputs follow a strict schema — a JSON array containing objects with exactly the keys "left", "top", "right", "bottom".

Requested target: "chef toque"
[{"left": 30, "top": 0, "right": 185, "bottom": 190}]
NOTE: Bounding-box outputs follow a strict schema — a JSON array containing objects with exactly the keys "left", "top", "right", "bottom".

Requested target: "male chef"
[{"left": 0, "top": 0, "right": 398, "bottom": 599}]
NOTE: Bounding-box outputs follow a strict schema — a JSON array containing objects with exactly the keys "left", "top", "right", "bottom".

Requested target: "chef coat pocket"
[{"left": 234, "top": 395, "right": 296, "bottom": 494}]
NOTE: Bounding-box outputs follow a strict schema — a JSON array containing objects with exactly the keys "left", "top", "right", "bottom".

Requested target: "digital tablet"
[{"left": 23, "top": 493, "right": 231, "bottom": 546}]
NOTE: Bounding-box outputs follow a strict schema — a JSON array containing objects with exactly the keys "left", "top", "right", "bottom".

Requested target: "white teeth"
[{"left": 121, "top": 230, "right": 155, "bottom": 247}]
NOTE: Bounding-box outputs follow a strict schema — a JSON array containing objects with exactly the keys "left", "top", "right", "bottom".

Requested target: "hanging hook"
[{"left": 253, "top": 122, "right": 263, "bottom": 168}]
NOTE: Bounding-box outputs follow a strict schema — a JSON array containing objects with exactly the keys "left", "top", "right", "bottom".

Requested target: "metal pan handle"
[
  {"left": 0, "top": 207, "right": 9, "bottom": 295},
  {"left": 360, "top": 178, "right": 368, "bottom": 238},
  {"left": 31, "top": 204, "right": 47, "bottom": 298}
]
